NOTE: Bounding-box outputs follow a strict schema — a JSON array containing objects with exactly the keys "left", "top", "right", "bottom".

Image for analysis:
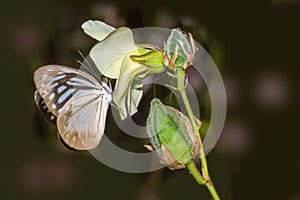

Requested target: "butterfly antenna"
[
  {"left": 109, "top": 101, "right": 118, "bottom": 110},
  {"left": 77, "top": 59, "right": 87, "bottom": 70},
  {"left": 77, "top": 50, "right": 101, "bottom": 80},
  {"left": 78, "top": 50, "right": 93, "bottom": 69},
  {"left": 77, "top": 55, "right": 92, "bottom": 73},
  {"left": 77, "top": 59, "right": 96, "bottom": 77}
]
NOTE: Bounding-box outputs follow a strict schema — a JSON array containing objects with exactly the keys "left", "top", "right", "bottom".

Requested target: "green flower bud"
[
  {"left": 145, "top": 99, "right": 200, "bottom": 170},
  {"left": 163, "top": 28, "right": 197, "bottom": 70},
  {"left": 130, "top": 49, "right": 164, "bottom": 71}
]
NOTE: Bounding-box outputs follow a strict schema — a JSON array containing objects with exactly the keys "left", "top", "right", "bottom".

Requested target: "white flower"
[{"left": 82, "top": 20, "right": 165, "bottom": 119}]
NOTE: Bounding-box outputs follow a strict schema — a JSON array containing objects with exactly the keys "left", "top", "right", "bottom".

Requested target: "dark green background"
[{"left": 2, "top": 0, "right": 300, "bottom": 199}]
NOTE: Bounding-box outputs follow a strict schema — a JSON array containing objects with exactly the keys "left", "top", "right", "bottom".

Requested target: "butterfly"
[{"left": 33, "top": 64, "right": 112, "bottom": 150}]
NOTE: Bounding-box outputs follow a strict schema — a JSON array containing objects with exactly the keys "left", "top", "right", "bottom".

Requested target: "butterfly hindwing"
[
  {"left": 33, "top": 65, "right": 112, "bottom": 150},
  {"left": 34, "top": 90, "right": 57, "bottom": 125},
  {"left": 56, "top": 84, "right": 110, "bottom": 150}
]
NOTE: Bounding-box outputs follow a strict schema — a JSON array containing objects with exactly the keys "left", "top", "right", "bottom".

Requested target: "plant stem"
[
  {"left": 177, "top": 68, "right": 220, "bottom": 200},
  {"left": 205, "top": 181, "right": 221, "bottom": 200},
  {"left": 186, "top": 161, "right": 206, "bottom": 185},
  {"left": 186, "top": 161, "right": 220, "bottom": 200},
  {"left": 176, "top": 68, "right": 208, "bottom": 173}
]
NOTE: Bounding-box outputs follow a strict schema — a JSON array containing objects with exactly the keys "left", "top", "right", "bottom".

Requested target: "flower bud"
[
  {"left": 145, "top": 99, "right": 200, "bottom": 170},
  {"left": 163, "top": 28, "right": 197, "bottom": 70},
  {"left": 130, "top": 48, "right": 165, "bottom": 72}
]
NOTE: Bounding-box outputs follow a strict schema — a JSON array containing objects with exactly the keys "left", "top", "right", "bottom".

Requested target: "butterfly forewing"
[
  {"left": 34, "top": 65, "right": 103, "bottom": 116},
  {"left": 34, "top": 65, "right": 112, "bottom": 150}
]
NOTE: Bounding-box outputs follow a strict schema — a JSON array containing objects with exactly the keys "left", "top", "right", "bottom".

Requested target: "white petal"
[
  {"left": 90, "top": 27, "right": 138, "bottom": 79},
  {"left": 81, "top": 20, "right": 115, "bottom": 41},
  {"left": 113, "top": 55, "right": 146, "bottom": 119}
]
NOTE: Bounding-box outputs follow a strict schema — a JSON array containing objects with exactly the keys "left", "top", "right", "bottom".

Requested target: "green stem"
[
  {"left": 176, "top": 68, "right": 208, "bottom": 173},
  {"left": 206, "top": 181, "right": 221, "bottom": 200},
  {"left": 176, "top": 68, "right": 220, "bottom": 200},
  {"left": 186, "top": 161, "right": 206, "bottom": 185}
]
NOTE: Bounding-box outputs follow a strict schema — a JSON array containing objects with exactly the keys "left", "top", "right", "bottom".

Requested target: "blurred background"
[{"left": 2, "top": 0, "right": 300, "bottom": 199}]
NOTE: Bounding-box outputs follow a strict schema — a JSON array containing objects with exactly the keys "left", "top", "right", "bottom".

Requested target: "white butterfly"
[{"left": 34, "top": 65, "right": 112, "bottom": 150}]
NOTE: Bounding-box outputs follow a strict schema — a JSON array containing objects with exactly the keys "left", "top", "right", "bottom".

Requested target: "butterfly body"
[{"left": 34, "top": 65, "right": 112, "bottom": 150}]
